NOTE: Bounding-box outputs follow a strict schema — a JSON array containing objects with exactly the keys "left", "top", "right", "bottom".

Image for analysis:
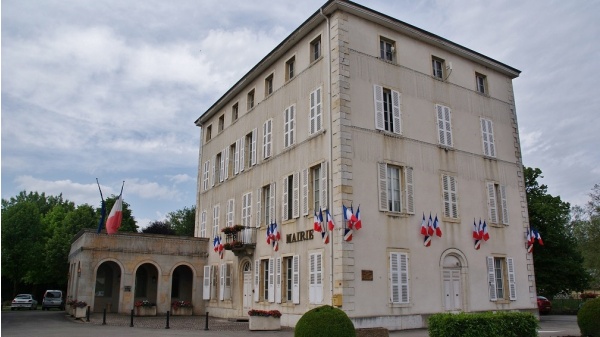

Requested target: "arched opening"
[
  {"left": 440, "top": 251, "right": 466, "bottom": 312},
  {"left": 94, "top": 261, "right": 121, "bottom": 312},
  {"left": 134, "top": 263, "right": 159, "bottom": 305},
  {"left": 171, "top": 265, "right": 193, "bottom": 304},
  {"left": 241, "top": 260, "right": 253, "bottom": 311}
]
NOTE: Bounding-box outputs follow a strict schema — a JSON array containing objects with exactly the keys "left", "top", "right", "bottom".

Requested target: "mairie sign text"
[{"left": 286, "top": 229, "right": 314, "bottom": 243}]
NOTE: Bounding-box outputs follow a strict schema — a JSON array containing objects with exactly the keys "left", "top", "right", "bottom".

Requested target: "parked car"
[
  {"left": 537, "top": 295, "right": 552, "bottom": 314},
  {"left": 42, "top": 290, "right": 64, "bottom": 310},
  {"left": 11, "top": 294, "right": 37, "bottom": 310}
]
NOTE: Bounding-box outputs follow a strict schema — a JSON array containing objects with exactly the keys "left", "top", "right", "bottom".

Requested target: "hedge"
[{"left": 428, "top": 312, "right": 538, "bottom": 337}]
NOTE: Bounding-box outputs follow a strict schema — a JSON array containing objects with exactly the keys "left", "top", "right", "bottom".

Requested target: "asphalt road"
[{"left": 1, "top": 310, "right": 583, "bottom": 337}]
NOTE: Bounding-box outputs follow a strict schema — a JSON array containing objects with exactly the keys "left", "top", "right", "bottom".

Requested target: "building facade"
[{"left": 194, "top": 0, "right": 536, "bottom": 330}]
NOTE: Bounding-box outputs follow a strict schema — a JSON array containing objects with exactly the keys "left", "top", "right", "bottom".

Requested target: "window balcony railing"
[{"left": 222, "top": 226, "right": 257, "bottom": 257}]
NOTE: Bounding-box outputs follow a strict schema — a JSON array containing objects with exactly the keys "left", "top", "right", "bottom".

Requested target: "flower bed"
[
  {"left": 248, "top": 309, "right": 281, "bottom": 331},
  {"left": 171, "top": 300, "right": 193, "bottom": 316},
  {"left": 134, "top": 300, "right": 156, "bottom": 316}
]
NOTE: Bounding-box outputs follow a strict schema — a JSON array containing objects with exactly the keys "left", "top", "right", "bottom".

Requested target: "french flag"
[
  {"left": 423, "top": 235, "right": 431, "bottom": 247},
  {"left": 327, "top": 209, "right": 335, "bottom": 230},
  {"left": 481, "top": 221, "right": 490, "bottom": 241},
  {"left": 314, "top": 209, "right": 322, "bottom": 232},
  {"left": 473, "top": 219, "right": 480, "bottom": 239},
  {"left": 106, "top": 194, "right": 123, "bottom": 234},
  {"left": 427, "top": 213, "right": 434, "bottom": 236},
  {"left": 421, "top": 213, "right": 428, "bottom": 236},
  {"left": 213, "top": 236, "right": 221, "bottom": 252},
  {"left": 344, "top": 205, "right": 357, "bottom": 229},
  {"left": 529, "top": 228, "right": 536, "bottom": 245},
  {"left": 272, "top": 223, "right": 281, "bottom": 241},
  {"left": 535, "top": 230, "right": 544, "bottom": 245},
  {"left": 322, "top": 230, "right": 329, "bottom": 244},
  {"left": 266, "top": 224, "right": 273, "bottom": 244},
  {"left": 344, "top": 228, "right": 353, "bottom": 242},
  {"left": 433, "top": 215, "right": 442, "bottom": 237},
  {"left": 354, "top": 206, "right": 362, "bottom": 230}
]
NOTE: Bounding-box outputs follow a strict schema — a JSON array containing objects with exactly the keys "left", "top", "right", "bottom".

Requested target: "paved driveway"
[{"left": 1, "top": 310, "right": 582, "bottom": 337}]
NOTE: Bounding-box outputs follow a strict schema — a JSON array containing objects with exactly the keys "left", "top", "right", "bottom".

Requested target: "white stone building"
[{"left": 194, "top": 0, "right": 537, "bottom": 330}]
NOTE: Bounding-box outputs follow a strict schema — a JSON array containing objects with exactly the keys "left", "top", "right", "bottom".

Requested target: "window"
[
  {"left": 284, "top": 105, "right": 295, "bottom": 148},
  {"left": 218, "top": 115, "right": 224, "bottom": 132},
  {"left": 377, "top": 163, "right": 414, "bottom": 214},
  {"left": 282, "top": 256, "right": 300, "bottom": 303},
  {"left": 432, "top": 57, "right": 445, "bottom": 79},
  {"left": 256, "top": 258, "right": 275, "bottom": 303},
  {"left": 202, "top": 160, "right": 210, "bottom": 191},
  {"left": 205, "top": 125, "right": 212, "bottom": 142},
  {"left": 487, "top": 256, "right": 516, "bottom": 301},
  {"left": 229, "top": 142, "right": 237, "bottom": 177},
  {"left": 203, "top": 265, "right": 218, "bottom": 300},
  {"left": 232, "top": 103, "right": 239, "bottom": 122},
  {"left": 374, "top": 85, "right": 401, "bottom": 134},
  {"left": 215, "top": 152, "right": 222, "bottom": 183},
  {"left": 211, "top": 265, "right": 218, "bottom": 299},
  {"left": 389, "top": 252, "right": 409, "bottom": 304},
  {"left": 302, "top": 162, "right": 328, "bottom": 215},
  {"left": 247, "top": 89, "right": 255, "bottom": 110},
  {"left": 282, "top": 172, "right": 299, "bottom": 220},
  {"left": 309, "top": 252, "right": 323, "bottom": 304},
  {"left": 260, "top": 183, "right": 275, "bottom": 227},
  {"left": 262, "top": 119, "right": 273, "bottom": 159},
  {"left": 219, "top": 263, "right": 231, "bottom": 300},
  {"left": 286, "top": 56, "right": 295, "bottom": 81},
  {"left": 380, "top": 37, "right": 395, "bottom": 61},
  {"left": 487, "top": 182, "right": 508, "bottom": 225},
  {"left": 199, "top": 210, "right": 207, "bottom": 237},
  {"left": 476, "top": 73, "right": 487, "bottom": 94},
  {"left": 265, "top": 74, "right": 274, "bottom": 96},
  {"left": 480, "top": 118, "right": 496, "bottom": 157},
  {"left": 311, "top": 36, "right": 321, "bottom": 62},
  {"left": 242, "top": 192, "right": 252, "bottom": 227},
  {"left": 309, "top": 87, "right": 323, "bottom": 135},
  {"left": 226, "top": 199, "right": 235, "bottom": 228},
  {"left": 245, "top": 130, "right": 257, "bottom": 167},
  {"left": 442, "top": 174, "right": 458, "bottom": 219},
  {"left": 436, "top": 104, "right": 453, "bottom": 147},
  {"left": 212, "top": 204, "right": 220, "bottom": 238}
]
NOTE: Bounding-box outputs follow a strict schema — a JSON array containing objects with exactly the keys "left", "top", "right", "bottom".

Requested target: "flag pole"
[
  {"left": 119, "top": 180, "right": 125, "bottom": 196},
  {"left": 96, "top": 178, "right": 106, "bottom": 234}
]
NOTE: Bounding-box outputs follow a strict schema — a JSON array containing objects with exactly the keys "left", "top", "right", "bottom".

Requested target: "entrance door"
[
  {"left": 243, "top": 263, "right": 252, "bottom": 311},
  {"left": 443, "top": 269, "right": 462, "bottom": 311}
]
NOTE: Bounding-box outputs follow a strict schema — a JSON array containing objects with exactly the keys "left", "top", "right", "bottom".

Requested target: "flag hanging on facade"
[
  {"left": 343, "top": 205, "right": 357, "bottom": 229},
  {"left": 535, "top": 230, "right": 544, "bottom": 245},
  {"left": 473, "top": 219, "right": 481, "bottom": 250},
  {"left": 481, "top": 221, "right": 490, "bottom": 241},
  {"left": 314, "top": 209, "right": 323, "bottom": 232},
  {"left": 427, "top": 213, "right": 434, "bottom": 236},
  {"left": 343, "top": 228, "right": 353, "bottom": 242},
  {"left": 322, "top": 229, "right": 329, "bottom": 244},
  {"left": 106, "top": 194, "right": 123, "bottom": 234},
  {"left": 354, "top": 206, "right": 362, "bottom": 230},
  {"left": 213, "top": 236, "right": 223, "bottom": 259},
  {"left": 267, "top": 223, "right": 281, "bottom": 251},
  {"left": 326, "top": 209, "right": 335, "bottom": 230},
  {"left": 433, "top": 215, "right": 442, "bottom": 237},
  {"left": 420, "top": 213, "right": 428, "bottom": 236}
]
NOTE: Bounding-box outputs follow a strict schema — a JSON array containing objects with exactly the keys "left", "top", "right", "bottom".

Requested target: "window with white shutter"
[
  {"left": 203, "top": 265, "right": 212, "bottom": 300},
  {"left": 211, "top": 265, "right": 218, "bottom": 300},
  {"left": 275, "top": 257, "right": 282, "bottom": 303},
  {"left": 211, "top": 155, "right": 216, "bottom": 187},
  {"left": 320, "top": 162, "right": 328, "bottom": 209},
  {"left": 268, "top": 258, "right": 275, "bottom": 302},
  {"left": 263, "top": 119, "right": 272, "bottom": 159},
  {"left": 487, "top": 256, "right": 516, "bottom": 301},
  {"left": 507, "top": 257, "right": 516, "bottom": 300},
  {"left": 239, "top": 137, "right": 245, "bottom": 172},
  {"left": 219, "top": 263, "right": 225, "bottom": 300},
  {"left": 487, "top": 256, "right": 497, "bottom": 301},
  {"left": 199, "top": 210, "right": 207, "bottom": 237},
  {"left": 227, "top": 199, "right": 235, "bottom": 228},
  {"left": 219, "top": 150, "right": 225, "bottom": 182},
  {"left": 302, "top": 169, "right": 309, "bottom": 216},
  {"left": 292, "top": 255, "right": 300, "bottom": 304},
  {"left": 224, "top": 263, "right": 231, "bottom": 300},
  {"left": 284, "top": 105, "right": 295, "bottom": 148},
  {"left": 442, "top": 174, "right": 458, "bottom": 219},
  {"left": 223, "top": 147, "right": 229, "bottom": 180},
  {"left": 390, "top": 252, "right": 409, "bottom": 304},
  {"left": 293, "top": 172, "right": 300, "bottom": 218},
  {"left": 374, "top": 85, "right": 401, "bottom": 134},
  {"left": 377, "top": 163, "right": 414, "bottom": 214},
  {"left": 251, "top": 128, "right": 257, "bottom": 165},
  {"left": 481, "top": 118, "right": 496, "bottom": 157},
  {"left": 254, "top": 260, "right": 260, "bottom": 302},
  {"left": 203, "top": 160, "right": 210, "bottom": 191},
  {"left": 310, "top": 87, "right": 323, "bottom": 134},
  {"left": 234, "top": 139, "right": 240, "bottom": 174},
  {"left": 436, "top": 104, "right": 453, "bottom": 147},
  {"left": 256, "top": 188, "right": 262, "bottom": 227},
  {"left": 282, "top": 176, "right": 289, "bottom": 221},
  {"left": 487, "top": 182, "right": 509, "bottom": 225},
  {"left": 242, "top": 192, "right": 252, "bottom": 227},
  {"left": 309, "top": 252, "right": 323, "bottom": 304},
  {"left": 212, "top": 204, "right": 220, "bottom": 237}
]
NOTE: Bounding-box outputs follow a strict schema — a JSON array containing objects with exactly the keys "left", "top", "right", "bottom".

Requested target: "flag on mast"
[{"left": 106, "top": 182, "right": 125, "bottom": 235}]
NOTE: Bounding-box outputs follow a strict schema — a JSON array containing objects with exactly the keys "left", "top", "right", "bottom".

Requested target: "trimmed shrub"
[
  {"left": 428, "top": 312, "right": 538, "bottom": 337},
  {"left": 578, "top": 297, "right": 600, "bottom": 337},
  {"left": 294, "top": 305, "right": 355, "bottom": 337}
]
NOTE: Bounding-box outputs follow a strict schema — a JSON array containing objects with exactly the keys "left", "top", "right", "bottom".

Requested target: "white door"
[
  {"left": 443, "top": 269, "right": 462, "bottom": 311},
  {"left": 243, "top": 263, "right": 252, "bottom": 311}
]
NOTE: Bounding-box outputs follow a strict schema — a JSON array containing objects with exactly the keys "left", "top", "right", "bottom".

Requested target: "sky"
[{"left": 2, "top": 0, "right": 599, "bottom": 229}]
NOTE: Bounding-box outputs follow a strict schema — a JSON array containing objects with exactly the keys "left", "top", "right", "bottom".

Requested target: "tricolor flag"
[
  {"left": 343, "top": 205, "right": 357, "bottom": 229},
  {"left": 213, "top": 236, "right": 223, "bottom": 259},
  {"left": 354, "top": 206, "right": 362, "bottom": 230},
  {"left": 420, "top": 213, "right": 428, "bottom": 236},
  {"left": 481, "top": 221, "right": 490, "bottom": 241},
  {"left": 433, "top": 215, "right": 442, "bottom": 237},
  {"left": 535, "top": 230, "right": 544, "bottom": 245},
  {"left": 314, "top": 209, "right": 322, "bottom": 232},
  {"left": 473, "top": 219, "right": 480, "bottom": 239},
  {"left": 427, "top": 213, "right": 434, "bottom": 236},
  {"left": 322, "top": 230, "right": 329, "bottom": 244},
  {"left": 106, "top": 194, "right": 123, "bottom": 234},
  {"left": 343, "top": 228, "right": 353, "bottom": 242},
  {"left": 326, "top": 209, "right": 335, "bottom": 230},
  {"left": 423, "top": 235, "right": 432, "bottom": 247}
]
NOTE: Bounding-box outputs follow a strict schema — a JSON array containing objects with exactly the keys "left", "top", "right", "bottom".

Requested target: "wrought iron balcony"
[{"left": 222, "top": 226, "right": 257, "bottom": 257}]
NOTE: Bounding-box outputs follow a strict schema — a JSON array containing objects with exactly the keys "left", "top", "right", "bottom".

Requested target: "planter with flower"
[
  {"left": 69, "top": 300, "right": 88, "bottom": 318},
  {"left": 248, "top": 309, "right": 282, "bottom": 331},
  {"left": 134, "top": 300, "right": 157, "bottom": 316},
  {"left": 171, "top": 300, "right": 193, "bottom": 316}
]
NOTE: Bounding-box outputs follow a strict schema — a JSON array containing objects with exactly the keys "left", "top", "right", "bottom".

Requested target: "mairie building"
[{"left": 193, "top": 0, "right": 537, "bottom": 330}]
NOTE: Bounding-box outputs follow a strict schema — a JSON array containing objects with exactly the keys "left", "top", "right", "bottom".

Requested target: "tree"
[
  {"left": 142, "top": 221, "right": 175, "bottom": 235},
  {"left": 100, "top": 195, "right": 138, "bottom": 233},
  {"left": 571, "top": 184, "right": 600, "bottom": 288},
  {"left": 525, "top": 167, "right": 590, "bottom": 296},
  {"left": 167, "top": 206, "right": 196, "bottom": 237}
]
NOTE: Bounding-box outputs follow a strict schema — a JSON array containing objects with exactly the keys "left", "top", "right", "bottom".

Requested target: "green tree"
[
  {"left": 525, "top": 167, "right": 590, "bottom": 296},
  {"left": 571, "top": 184, "right": 600, "bottom": 288},
  {"left": 142, "top": 221, "right": 175, "bottom": 235},
  {"left": 167, "top": 206, "right": 196, "bottom": 237},
  {"left": 100, "top": 195, "right": 138, "bottom": 233}
]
